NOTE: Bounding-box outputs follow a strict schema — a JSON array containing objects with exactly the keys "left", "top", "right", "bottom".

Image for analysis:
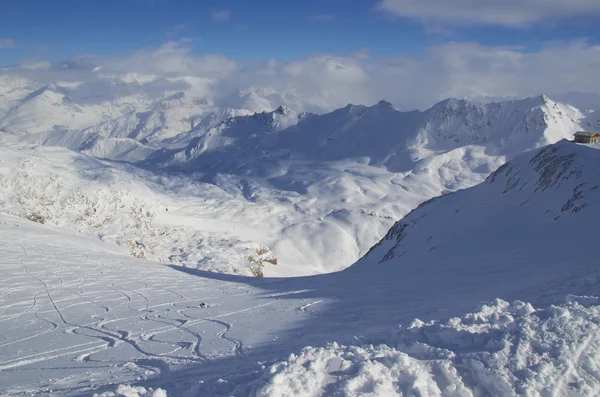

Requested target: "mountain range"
[{"left": 1, "top": 69, "right": 597, "bottom": 276}]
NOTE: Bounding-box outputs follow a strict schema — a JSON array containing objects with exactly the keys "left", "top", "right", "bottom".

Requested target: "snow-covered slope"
[
  {"left": 249, "top": 298, "right": 600, "bottom": 397},
  {"left": 0, "top": 71, "right": 231, "bottom": 161},
  {"left": 36, "top": 94, "right": 253, "bottom": 162},
  {"left": 0, "top": 83, "right": 108, "bottom": 135},
  {"left": 0, "top": 69, "right": 591, "bottom": 277},
  {"left": 0, "top": 76, "right": 158, "bottom": 137},
  {"left": 355, "top": 139, "right": 599, "bottom": 272},
  {"left": 0, "top": 75, "right": 45, "bottom": 117},
  {"left": 132, "top": 96, "right": 583, "bottom": 275},
  {"left": 0, "top": 144, "right": 282, "bottom": 277},
  {"left": 0, "top": 143, "right": 424, "bottom": 276},
  {"left": 2, "top": 141, "right": 600, "bottom": 396}
]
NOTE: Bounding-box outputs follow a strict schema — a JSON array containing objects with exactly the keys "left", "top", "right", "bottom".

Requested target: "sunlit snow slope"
[{"left": 0, "top": 144, "right": 283, "bottom": 276}]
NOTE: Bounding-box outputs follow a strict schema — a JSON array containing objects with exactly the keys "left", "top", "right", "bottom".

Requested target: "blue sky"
[{"left": 2, "top": 0, "right": 600, "bottom": 66}]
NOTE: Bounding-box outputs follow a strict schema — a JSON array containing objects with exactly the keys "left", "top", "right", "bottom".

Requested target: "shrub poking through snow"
[{"left": 246, "top": 246, "right": 278, "bottom": 277}]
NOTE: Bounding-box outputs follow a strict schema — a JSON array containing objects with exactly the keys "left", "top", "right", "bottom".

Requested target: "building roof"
[{"left": 574, "top": 131, "right": 599, "bottom": 137}]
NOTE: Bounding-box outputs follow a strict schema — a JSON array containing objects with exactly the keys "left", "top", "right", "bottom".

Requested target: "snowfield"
[{"left": 1, "top": 141, "right": 600, "bottom": 396}]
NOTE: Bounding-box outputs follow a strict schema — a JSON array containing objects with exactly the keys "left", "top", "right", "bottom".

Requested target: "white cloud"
[
  {"left": 211, "top": 10, "right": 231, "bottom": 22},
  {"left": 3, "top": 39, "right": 600, "bottom": 112},
  {"left": 20, "top": 61, "right": 51, "bottom": 70},
  {"left": 376, "top": 0, "right": 600, "bottom": 27},
  {"left": 222, "top": 40, "right": 600, "bottom": 111},
  {"left": 0, "top": 38, "right": 15, "bottom": 48},
  {"left": 367, "top": 41, "right": 600, "bottom": 109},
  {"left": 109, "top": 41, "right": 236, "bottom": 77}
]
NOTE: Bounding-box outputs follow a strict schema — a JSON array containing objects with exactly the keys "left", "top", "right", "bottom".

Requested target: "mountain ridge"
[{"left": 353, "top": 139, "right": 599, "bottom": 274}]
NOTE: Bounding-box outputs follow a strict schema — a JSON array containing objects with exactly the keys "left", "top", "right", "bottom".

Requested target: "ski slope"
[{"left": 2, "top": 142, "right": 600, "bottom": 396}]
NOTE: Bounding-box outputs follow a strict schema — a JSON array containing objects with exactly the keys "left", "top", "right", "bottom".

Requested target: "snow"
[
  {"left": 2, "top": 67, "right": 600, "bottom": 395},
  {"left": 2, "top": 141, "right": 600, "bottom": 396},
  {"left": 354, "top": 140, "right": 600, "bottom": 277},
  {"left": 95, "top": 385, "right": 167, "bottom": 397},
  {"left": 250, "top": 299, "right": 600, "bottom": 397},
  {"left": 0, "top": 141, "right": 492, "bottom": 276},
  {"left": 0, "top": 69, "right": 592, "bottom": 278},
  {"left": 0, "top": 144, "right": 287, "bottom": 277}
]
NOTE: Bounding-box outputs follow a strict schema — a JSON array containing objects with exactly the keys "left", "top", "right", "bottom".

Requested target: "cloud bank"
[
  {"left": 376, "top": 0, "right": 600, "bottom": 27},
  {"left": 3, "top": 40, "right": 600, "bottom": 112}
]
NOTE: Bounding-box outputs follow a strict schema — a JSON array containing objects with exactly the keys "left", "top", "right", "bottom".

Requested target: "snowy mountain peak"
[
  {"left": 539, "top": 93, "right": 551, "bottom": 104},
  {"left": 275, "top": 105, "right": 290, "bottom": 115},
  {"left": 431, "top": 97, "right": 470, "bottom": 109},
  {"left": 418, "top": 94, "right": 584, "bottom": 154},
  {"left": 510, "top": 94, "right": 553, "bottom": 109},
  {"left": 376, "top": 99, "right": 393, "bottom": 108}
]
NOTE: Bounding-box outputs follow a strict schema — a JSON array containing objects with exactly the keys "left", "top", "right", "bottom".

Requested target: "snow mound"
[{"left": 249, "top": 299, "right": 600, "bottom": 397}]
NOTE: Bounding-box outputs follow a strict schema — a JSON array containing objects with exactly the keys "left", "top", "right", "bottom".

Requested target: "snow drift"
[{"left": 249, "top": 299, "right": 600, "bottom": 397}]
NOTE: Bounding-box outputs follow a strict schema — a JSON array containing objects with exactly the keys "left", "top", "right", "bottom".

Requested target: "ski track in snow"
[
  {"left": 0, "top": 217, "right": 321, "bottom": 395},
  {"left": 552, "top": 327, "right": 600, "bottom": 397},
  {"left": 299, "top": 300, "right": 323, "bottom": 312}
]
